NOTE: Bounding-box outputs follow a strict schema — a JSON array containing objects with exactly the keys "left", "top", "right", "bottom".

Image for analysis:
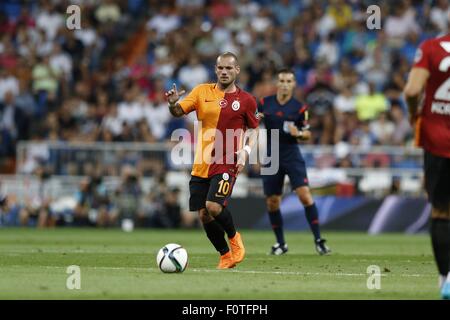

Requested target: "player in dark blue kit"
[{"left": 258, "top": 69, "right": 331, "bottom": 255}]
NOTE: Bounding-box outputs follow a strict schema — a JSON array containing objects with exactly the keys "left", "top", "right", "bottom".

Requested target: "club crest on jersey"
[
  {"left": 219, "top": 99, "right": 228, "bottom": 108},
  {"left": 231, "top": 100, "right": 240, "bottom": 111},
  {"left": 222, "top": 173, "right": 230, "bottom": 181}
]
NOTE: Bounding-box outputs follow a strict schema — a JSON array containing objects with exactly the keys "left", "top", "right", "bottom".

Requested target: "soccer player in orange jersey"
[
  {"left": 165, "top": 52, "right": 259, "bottom": 269},
  {"left": 404, "top": 30, "right": 450, "bottom": 299}
]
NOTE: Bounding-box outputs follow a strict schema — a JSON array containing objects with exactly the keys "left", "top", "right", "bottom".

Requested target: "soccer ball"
[{"left": 156, "top": 243, "right": 188, "bottom": 273}]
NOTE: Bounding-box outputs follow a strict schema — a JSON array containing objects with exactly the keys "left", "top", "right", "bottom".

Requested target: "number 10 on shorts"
[{"left": 218, "top": 180, "right": 231, "bottom": 196}]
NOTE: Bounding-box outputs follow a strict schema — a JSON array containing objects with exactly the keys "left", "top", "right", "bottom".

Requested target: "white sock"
[{"left": 439, "top": 275, "right": 447, "bottom": 288}]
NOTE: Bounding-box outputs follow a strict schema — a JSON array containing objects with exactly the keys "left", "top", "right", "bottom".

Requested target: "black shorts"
[
  {"left": 424, "top": 151, "right": 450, "bottom": 212},
  {"left": 189, "top": 174, "right": 236, "bottom": 211}
]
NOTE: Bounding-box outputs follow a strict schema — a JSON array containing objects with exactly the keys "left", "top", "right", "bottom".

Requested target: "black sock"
[
  {"left": 203, "top": 219, "right": 229, "bottom": 255},
  {"left": 214, "top": 207, "right": 236, "bottom": 239},
  {"left": 305, "top": 203, "right": 321, "bottom": 241},
  {"left": 431, "top": 218, "right": 450, "bottom": 277},
  {"left": 268, "top": 209, "right": 285, "bottom": 245}
]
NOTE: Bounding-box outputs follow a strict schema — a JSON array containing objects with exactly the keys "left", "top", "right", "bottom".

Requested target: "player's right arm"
[
  {"left": 404, "top": 68, "right": 430, "bottom": 125},
  {"left": 403, "top": 41, "right": 431, "bottom": 126},
  {"left": 165, "top": 83, "right": 186, "bottom": 117}
]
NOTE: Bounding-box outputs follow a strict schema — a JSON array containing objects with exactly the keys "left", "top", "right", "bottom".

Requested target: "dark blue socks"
[
  {"left": 268, "top": 209, "right": 285, "bottom": 245},
  {"left": 305, "top": 203, "right": 321, "bottom": 241}
]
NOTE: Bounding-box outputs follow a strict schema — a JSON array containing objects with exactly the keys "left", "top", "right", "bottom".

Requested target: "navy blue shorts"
[{"left": 262, "top": 160, "right": 309, "bottom": 196}]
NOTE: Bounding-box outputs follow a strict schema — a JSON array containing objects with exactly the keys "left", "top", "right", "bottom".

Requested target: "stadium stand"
[{"left": 0, "top": 0, "right": 446, "bottom": 228}]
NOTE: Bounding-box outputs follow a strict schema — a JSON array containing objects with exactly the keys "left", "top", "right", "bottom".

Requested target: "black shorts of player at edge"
[{"left": 424, "top": 150, "right": 450, "bottom": 212}]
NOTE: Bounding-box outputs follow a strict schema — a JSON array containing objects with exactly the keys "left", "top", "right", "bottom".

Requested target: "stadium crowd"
[{"left": 0, "top": 0, "right": 448, "bottom": 227}]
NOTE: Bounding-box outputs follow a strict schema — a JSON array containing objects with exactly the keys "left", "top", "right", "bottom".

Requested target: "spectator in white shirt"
[
  {"left": 250, "top": 8, "right": 273, "bottom": 33},
  {"left": 316, "top": 33, "right": 339, "bottom": 67},
  {"left": 178, "top": 55, "right": 209, "bottom": 91},
  {"left": 334, "top": 85, "right": 356, "bottom": 114},
  {"left": 95, "top": 0, "right": 122, "bottom": 24},
  {"left": 143, "top": 92, "right": 171, "bottom": 141},
  {"left": 0, "top": 69, "right": 19, "bottom": 103},
  {"left": 36, "top": 2, "right": 64, "bottom": 41},
  {"left": 101, "top": 103, "right": 123, "bottom": 138},
  {"left": 369, "top": 111, "right": 395, "bottom": 145},
  {"left": 430, "top": 0, "right": 450, "bottom": 33},
  {"left": 117, "top": 86, "right": 144, "bottom": 126},
  {"left": 385, "top": 3, "right": 420, "bottom": 43},
  {"left": 146, "top": 5, "right": 181, "bottom": 38},
  {"left": 75, "top": 18, "right": 99, "bottom": 48},
  {"left": 49, "top": 44, "right": 73, "bottom": 82}
]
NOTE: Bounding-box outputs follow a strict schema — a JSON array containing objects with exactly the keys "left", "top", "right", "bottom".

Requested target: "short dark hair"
[
  {"left": 277, "top": 68, "right": 295, "bottom": 76},
  {"left": 217, "top": 52, "right": 239, "bottom": 65}
]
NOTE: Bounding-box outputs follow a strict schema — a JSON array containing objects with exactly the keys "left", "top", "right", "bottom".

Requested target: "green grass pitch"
[{"left": 0, "top": 228, "right": 441, "bottom": 299}]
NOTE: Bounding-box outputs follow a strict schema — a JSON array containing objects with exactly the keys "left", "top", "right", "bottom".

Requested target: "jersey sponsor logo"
[
  {"left": 219, "top": 99, "right": 228, "bottom": 108},
  {"left": 231, "top": 100, "right": 240, "bottom": 111},
  {"left": 414, "top": 48, "right": 422, "bottom": 63},
  {"left": 431, "top": 102, "right": 450, "bottom": 115},
  {"left": 222, "top": 173, "right": 230, "bottom": 181}
]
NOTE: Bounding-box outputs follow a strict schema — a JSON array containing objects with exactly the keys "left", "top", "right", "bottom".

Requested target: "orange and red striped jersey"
[{"left": 179, "top": 83, "right": 259, "bottom": 178}]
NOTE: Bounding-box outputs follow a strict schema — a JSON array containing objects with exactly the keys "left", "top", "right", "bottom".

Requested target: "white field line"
[
  {"left": 2, "top": 265, "right": 431, "bottom": 278},
  {"left": 1, "top": 251, "right": 433, "bottom": 262}
]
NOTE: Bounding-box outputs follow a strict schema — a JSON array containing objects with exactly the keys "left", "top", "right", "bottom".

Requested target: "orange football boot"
[
  {"left": 217, "top": 251, "right": 236, "bottom": 269},
  {"left": 229, "top": 231, "right": 245, "bottom": 264}
]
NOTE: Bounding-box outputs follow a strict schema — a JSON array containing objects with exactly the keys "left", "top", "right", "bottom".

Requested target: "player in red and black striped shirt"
[{"left": 404, "top": 32, "right": 450, "bottom": 299}]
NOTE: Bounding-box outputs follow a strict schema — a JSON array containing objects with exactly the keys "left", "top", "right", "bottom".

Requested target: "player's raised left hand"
[{"left": 165, "top": 83, "right": 186, "bottom": 105}]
